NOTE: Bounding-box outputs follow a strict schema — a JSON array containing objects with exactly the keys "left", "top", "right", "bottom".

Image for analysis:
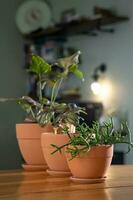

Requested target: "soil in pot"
[
  {"left": 16, "top": 123, "right": 54, "bottom": 170},
  {"left": 41, "top": 133, "right": 71, "bottom": 176},
  {"left": 65, "top": 145, "right": 113, "bottom": 182}
]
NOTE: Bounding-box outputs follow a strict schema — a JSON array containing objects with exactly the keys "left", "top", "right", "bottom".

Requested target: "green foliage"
[
  {"left": 51, "top": 119, "right": 133, "bottom": 159},
  {"left": 28, "top": 55, "right": 51, "bottom": 75},
  {"left": 0, "top": 95, "right": 85, "bottom": 127},
  {"left": 17, "top": 96, "right": 49, "bottom": 124},
  {"left": 69, "top": 64, "right": 84, "bottom": 80},
  {"left": 56, "top": 51, "right": 80, "bottom": 68},
  {"left": 35, "top": 102, "right": 85, "bottom": 127},
  {"left": 50, "top": 103, "right": 86, "bottom": 127},
  {"left": 0, "top": 52, "right": 84, "bottom": 128},
  {"left": 56, "top": 51, "right": 84, "bottom": 81}
]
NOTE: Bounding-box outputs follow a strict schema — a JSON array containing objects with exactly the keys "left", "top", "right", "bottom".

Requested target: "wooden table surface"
[{"left": 0, "top": 165, "right": 133, "bottom": 200}]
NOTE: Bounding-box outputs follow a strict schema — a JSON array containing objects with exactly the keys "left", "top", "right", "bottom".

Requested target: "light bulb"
[{"left": 91, "top": 82, "right": 101, "bottom": 95}]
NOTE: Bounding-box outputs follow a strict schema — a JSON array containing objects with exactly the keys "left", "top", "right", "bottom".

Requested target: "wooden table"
[{"left": 0, "top": 165, "right": 133, "bottom": 200}]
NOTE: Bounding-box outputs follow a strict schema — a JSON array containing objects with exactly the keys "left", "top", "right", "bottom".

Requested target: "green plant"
[
  {"left": 51, "top": 119, "right": 133, "bottom": 159},
  {"left": 0, "top": 52, "right": 85, "bottom": 128}
]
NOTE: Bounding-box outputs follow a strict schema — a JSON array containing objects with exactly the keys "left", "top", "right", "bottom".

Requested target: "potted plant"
[
  {"left": 0, "top": 55, "right": 54, "bottom": 170},
  {"left": 0, "top": 51, "right": 84, "bottom": 171},
  {"left": 40, "top": 51, "right": 85, "bottom": 176},
  {"left": 41, "top": 103, "right": 85, "bottom": 176},
  {"left": 52, "top": 119, "right": 133, "bottom": 182}
]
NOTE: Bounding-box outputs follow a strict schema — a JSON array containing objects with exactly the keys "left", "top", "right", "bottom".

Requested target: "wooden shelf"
[{"left": 24, "top": 15, "right": 129, "bottom": 41}]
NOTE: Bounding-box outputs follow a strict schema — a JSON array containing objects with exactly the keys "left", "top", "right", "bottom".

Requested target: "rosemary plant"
[{"left": 51, "top": 119, "right": 133, "bottom": 159}]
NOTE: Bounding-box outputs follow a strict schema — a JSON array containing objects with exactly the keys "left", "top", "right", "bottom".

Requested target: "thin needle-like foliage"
[{"left": 51, "top": 119, "right": 133, "bottom": 159}]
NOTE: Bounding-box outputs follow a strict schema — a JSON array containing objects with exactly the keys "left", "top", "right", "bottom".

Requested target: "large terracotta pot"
[
  {"left": 41, "top": 133, "right": 70, "bottom": 172},
  {"left": 16, "top": 123, "right": 54, "bottom": 166},
  {"left": 65, "top": 145, "right": 113, "bottom": 179}
]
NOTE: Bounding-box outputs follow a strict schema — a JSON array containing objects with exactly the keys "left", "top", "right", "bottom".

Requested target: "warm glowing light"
[
  {"left": 100, "top": 83, "right": 111, "bottom": 99},
  {"left": 91, "top": 82, "right": 102, "bottom": 95},
  {"left": 91, "top": 80, "right": 113, "bottom": 106}
]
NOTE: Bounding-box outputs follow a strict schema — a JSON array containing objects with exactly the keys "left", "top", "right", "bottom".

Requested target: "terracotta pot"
[
  {"left": 16, "top": 123, "right": 54, "bottom": 165},
  {"left": 41, "top": 133, "right": 70, "bottom": 172},
  {"left": 65, "top": 145, "right": 113, "bottom": 179}
]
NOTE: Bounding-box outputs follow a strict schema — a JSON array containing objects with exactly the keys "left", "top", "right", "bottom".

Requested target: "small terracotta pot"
[
  {"left": 41, "top": 133, "right": 70, "bottom": 172},
  {"left": 65, "top": 145, "right": 113, "bottom": 179},
  {"left": 16, "top": 123, "right": 54, "bottom": 165}
]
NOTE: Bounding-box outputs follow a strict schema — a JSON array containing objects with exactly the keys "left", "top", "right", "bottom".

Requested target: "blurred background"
[{"left": 0, "top": 0, "right": 133, "bottom": 169}]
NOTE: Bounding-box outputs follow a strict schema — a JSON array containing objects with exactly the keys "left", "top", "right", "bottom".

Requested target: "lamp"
[
  {"left": 91, "top": 82, "right": 101, "bottom": 95},
  {"left": 91, "top": 63, "right": 107, "bottom": 95}
]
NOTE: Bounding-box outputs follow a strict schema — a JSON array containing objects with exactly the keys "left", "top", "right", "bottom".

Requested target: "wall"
[
  {"left": 49, "top": 0, "right": 133, "bottom": 163},
  {"left": 0, "top": 0, "right": 27, "bottom": 169}
]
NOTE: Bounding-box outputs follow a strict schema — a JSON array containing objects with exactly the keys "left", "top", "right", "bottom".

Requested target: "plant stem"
[
  {"left": 53, "top": 78, "right": 63, "bottom": 103},
  {"left": 51, "top": 82, "right": 57, "bottom": 105},
  {"left": 51, "top": 142, "right": 70, "bottom": 155},
  {"left": 38, "top": 75, "right": 43, "bottom": 102},
  {"left": 50, "top": 78, "right": 63, "bottom": 106},
  {"left": 30, "top": 108, "right": 36, "bottom": 120},
  {"left": 0, "top": 97, "right": 22, "bottom": 102}
]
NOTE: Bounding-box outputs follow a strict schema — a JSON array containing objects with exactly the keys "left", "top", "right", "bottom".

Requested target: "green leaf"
[
  {"left": 56, "top": 51, "right": 81, "bottom": 69},
  {"left": 69, "top": 64, "right": 84, "bottom": 80},
  {"left": 69, "top": 64, "right": 77, "bottom": 72},
  {"left": 73, "top": 69, "right": 84, "bottom": 80},
  {"left": 40, "top": 98, "right": 50, "bottom": 105},
  {"left": 18, "top": 101, "right": 32, "bottom": 113},
  {"left": 28, "top": 55, "right": 51, "bottom": 75}
]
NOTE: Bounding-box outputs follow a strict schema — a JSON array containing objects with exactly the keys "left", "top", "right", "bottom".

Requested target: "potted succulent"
[
  {"left": 0, "top": 51, "right": 84, "bottom": 171},
  {"left": 52, "top": 119, "right": 133, "bottom": 182}
]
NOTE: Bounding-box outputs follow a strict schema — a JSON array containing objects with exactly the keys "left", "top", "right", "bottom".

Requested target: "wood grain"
[{"left": 0, "top": 165, "right": 133, "bottom": 200}]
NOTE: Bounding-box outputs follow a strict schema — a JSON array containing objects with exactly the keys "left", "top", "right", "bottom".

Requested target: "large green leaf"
[{"left": 28, "top": 55, "right": 51, "bottom": 75}]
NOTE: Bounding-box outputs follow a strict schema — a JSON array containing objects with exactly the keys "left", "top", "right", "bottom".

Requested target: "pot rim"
[
  {"left": 16, "top": 123, "right": 54, "bottom": 127},
  {"left": 67, "top": 144, "right": 113, "bottom": 148},
  {"left": 41, "top": 132, "right": 69, "bottom": 137},
  {"left": 65, "top": 144, "right": 113, "bottom": 159},
  {"left": 16, "top": 123, "right": 38, "bottom": 126}
]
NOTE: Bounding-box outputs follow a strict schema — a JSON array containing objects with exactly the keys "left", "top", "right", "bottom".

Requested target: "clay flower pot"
[
  {"left": 65, "top": 145, "right": 113, "bottom": 183},
  {"left": 41, "top": 133, "right": 71, "bottom": 176},
  {"left": 16, "top": 123, "right": 54, "bottom": 170}
]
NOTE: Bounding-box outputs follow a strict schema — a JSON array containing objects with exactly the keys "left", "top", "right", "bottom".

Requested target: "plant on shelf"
[{"left": 51, "top": 119, "right": 133, "bottom": 182}]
